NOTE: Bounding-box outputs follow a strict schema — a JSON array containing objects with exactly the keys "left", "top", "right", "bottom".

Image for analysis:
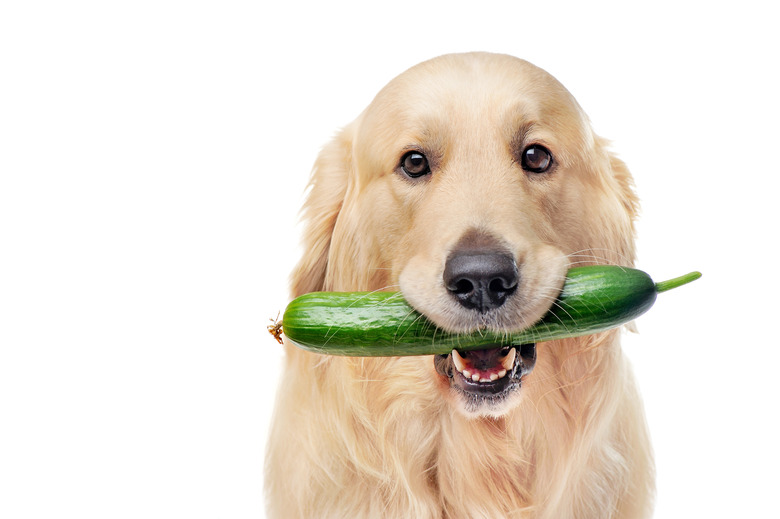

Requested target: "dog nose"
[{"left": 443, "top": 251, "right": 518, "bottom": 312}]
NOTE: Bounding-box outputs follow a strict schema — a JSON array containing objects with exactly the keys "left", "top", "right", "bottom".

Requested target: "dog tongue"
[{"left": 463, "top": 348, "right": 507, "bottom": 369}]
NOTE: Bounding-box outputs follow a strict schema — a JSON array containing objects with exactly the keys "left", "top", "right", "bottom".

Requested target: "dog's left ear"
[
  {"left": 608, "top": 151, "right": 640, "bottom": 231},
  {"left": 591, "top": 137, "right": 641, "bottom": 267},
  {"left": 607, "top": 149, "right": 640, "bottom": 224}
]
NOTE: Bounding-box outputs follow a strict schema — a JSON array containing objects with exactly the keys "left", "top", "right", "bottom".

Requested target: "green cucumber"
[{"left": 279, "top": 266, "right": 701, "bottom": 357}]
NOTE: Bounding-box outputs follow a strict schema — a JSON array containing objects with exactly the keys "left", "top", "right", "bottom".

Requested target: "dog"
[{"left": 265, "top": 52, "right": 654, "bottom": 518}]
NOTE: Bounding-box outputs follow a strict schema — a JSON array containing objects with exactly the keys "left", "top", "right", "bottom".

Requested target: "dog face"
[{"left": 294, "top": 53, "right": 638, "bottom": 418}]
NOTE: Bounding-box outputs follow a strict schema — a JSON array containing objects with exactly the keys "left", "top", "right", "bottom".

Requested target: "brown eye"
[
  {"left": 521, "top": 145, "right": 553, "bottom": 173},
  {"left": 401, "top": 151, "right": 430, "bottom": 178}
]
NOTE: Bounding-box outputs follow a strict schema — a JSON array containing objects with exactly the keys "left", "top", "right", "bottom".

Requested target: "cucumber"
[{"left": 279, "top": 266, "right": 701, "bottom": 357}]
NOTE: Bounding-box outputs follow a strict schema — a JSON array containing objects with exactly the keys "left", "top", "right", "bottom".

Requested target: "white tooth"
[
  {"left": 452, "top": 349, "right": 466, "bottom": 373},
  {"left": 462, "top": 369, "right": 472, "bottom": 379},
  {"left": 490, "top": 373, "right": 499, "bottom": 381},
  {"left": 498, "top": 369, "right": 507, "bottom": 379},
  {"left": 472, "top": 373, "right": 480, "bottom": 382},
  {"left": 500, "top": 347, "right": 517, "bottom": 371}
]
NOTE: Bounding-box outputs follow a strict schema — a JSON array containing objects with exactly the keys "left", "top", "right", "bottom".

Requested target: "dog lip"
[{"left": 454, "top": 366, "right": 516, "bottom": 395}]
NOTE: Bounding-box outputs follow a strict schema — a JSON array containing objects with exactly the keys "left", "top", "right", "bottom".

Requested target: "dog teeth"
[
  {"left": 452, "top": 349, "right": 467, "bottom": 373},
  {"left": 500, "top": 347, "right": 516, "bottom": 371},
  {"left": 451, "top": 348, "right": 515, "bottom": 383}
]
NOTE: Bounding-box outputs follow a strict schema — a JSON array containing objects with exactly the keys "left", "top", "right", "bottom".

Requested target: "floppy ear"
[
  {"left": 585, "top": 136, "right": 640, "bottom": 268},
  {"left": 607, "top": 148, "right": 640, "bottom": 232},
  {"left": 290, "top": 124, "right": 355, "bottom": 297},
  {"left": 606, "top": 147, "right": 640, "bottom": 266}
]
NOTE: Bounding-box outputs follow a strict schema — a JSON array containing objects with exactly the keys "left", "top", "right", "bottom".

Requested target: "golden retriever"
[{"left": 266, "top": 52, "right": 654, "bottom": 518}]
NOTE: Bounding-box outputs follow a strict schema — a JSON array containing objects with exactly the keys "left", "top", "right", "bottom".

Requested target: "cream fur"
[{"left": 266, "top": 52, "right": 654, "bottom": 518}]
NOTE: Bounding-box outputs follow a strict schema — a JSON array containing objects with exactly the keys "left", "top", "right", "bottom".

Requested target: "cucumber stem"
[{"left": 654, "top": 271, "right": 702, "bottom": 293}]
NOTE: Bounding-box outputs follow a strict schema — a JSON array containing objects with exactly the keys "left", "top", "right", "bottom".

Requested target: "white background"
[{"left": 1, "top": 1, "right": 778, "bottom": 517}]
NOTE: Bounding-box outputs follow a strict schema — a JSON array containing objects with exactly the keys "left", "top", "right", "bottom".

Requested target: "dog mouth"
[{"left": 433, "top": 344, "right": 537, "bottom": 405}]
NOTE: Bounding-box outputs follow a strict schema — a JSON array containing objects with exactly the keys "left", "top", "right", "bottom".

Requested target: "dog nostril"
[
  {"left": 453, "top": 279, "right": 474, "bottom": 295},
  {"left": 489, "top": 277, "right": 514, "bottom": 294}
]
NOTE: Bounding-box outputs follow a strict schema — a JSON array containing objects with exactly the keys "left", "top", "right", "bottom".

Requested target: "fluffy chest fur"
[{"left": 265, "top": 332, "right": 653, "bottom": 518}]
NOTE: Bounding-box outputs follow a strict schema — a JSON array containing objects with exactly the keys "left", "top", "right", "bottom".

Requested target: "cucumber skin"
[{"left": 282, "top": 266, "right": 657, "bottom": 357}]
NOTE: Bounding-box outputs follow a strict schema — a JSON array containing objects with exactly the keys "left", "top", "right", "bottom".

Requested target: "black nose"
[{"left": 443, "top": 250, "right": 518, "bottom": 312}]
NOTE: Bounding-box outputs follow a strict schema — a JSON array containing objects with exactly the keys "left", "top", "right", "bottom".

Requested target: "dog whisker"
[
  {"left": 393, "top": 308, "right": 429, "bottom": 346},
  {"left": 565, "top": 247, "right": 633, "bottom": 266}
]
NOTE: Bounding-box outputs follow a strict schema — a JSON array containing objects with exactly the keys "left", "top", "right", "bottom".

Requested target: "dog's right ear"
[{"left": 289, "top": 123, "right": 355, "bottom": 297}]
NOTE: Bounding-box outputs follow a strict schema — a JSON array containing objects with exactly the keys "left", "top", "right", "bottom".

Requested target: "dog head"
[{"left": 291, "top": 52, "right": 638, "bottom": 418}]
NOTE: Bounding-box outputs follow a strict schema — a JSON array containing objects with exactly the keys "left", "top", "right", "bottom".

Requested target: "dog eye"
[
  {"left": 521, "top": 145, "right": 553, "bottom": 173},
  {"left": 400, "top": 151, "right": 431, "bottom": 178}
]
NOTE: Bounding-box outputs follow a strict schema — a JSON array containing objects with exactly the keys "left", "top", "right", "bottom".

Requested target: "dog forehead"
[
  {"left": 359, "top": 53, "right": 585, "bottom": 142},
  {"left": 373, "top": 54, "right": 573, "bottom": 112}
]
